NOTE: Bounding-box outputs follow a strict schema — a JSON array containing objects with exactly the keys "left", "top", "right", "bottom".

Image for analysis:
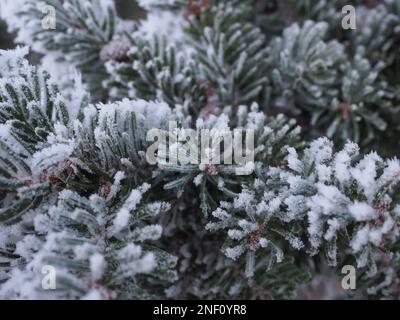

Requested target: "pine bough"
[{"left": 0, "top": 0, "right": 400, "bottom": 299}]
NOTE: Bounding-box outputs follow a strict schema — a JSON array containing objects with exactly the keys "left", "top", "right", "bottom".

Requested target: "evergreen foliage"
[{"left": 1, "top": 0, "right": 400, "bottom": 299}]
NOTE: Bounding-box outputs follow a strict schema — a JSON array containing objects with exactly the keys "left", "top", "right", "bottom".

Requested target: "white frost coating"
[
  {"left": 97, "top": 98, "right": 172, "bottom": 130},
  {"left": 90, "top": 253, "right": 107, "bottom": 280},
  {"left": 348, "top": 202, "right": 376, "bottom": 221},
  {"left": 308, "top": 137, "right": 333, "bottom": 164},
  {"left": 307, "top": 184, "right": 349, "bottom": 216},
  {"left": 0, "top": 123, "right": 28, "bottom": 156},
  {"left": 81, "top": 290, "right": 103, "bottom": 300},
  {"left": 138, "top": 11, "right": 186, "bottom": 44},
  {"left": 317, "top": 164, "right": 332, "bottom": 183},
  {"left": 287, "top": 234, "right": 304, "bottom": 250},
  {"left": 145, "top": 202, "right": 171, "bottom": 216},
  {"left": 138, "top": 0, "right": 179, "bottom": 9},
  {"left": 212, "top": 208, "right": 229, "bottom": 220},
  {"left": 134, "top": 225, "right": 163, "bottom": 242},
  {"left": 14, "top": 235, "right": 42, "bottom": 260},
  {"left": 233, "top": 189, "right": 255, "bottom": 211},
  {"left": 287, "top": 147, "right": 303, "bottom": 173},
  {"left": 324, "top": 218, "right": 340, "bottom": 241},
  {"left": 351, "top": 225, "right": 371, "bottom": 252},
  {"left": 0, "top": 0, "right": 27, "bottom": 30},
  {"left": 193, "top": 174, "right": 204, "bottom": 186},
  {"left": 333, "top": 141, "right": 359, "bottom": 185},
  {"left": 1, "top": 0, "right": 400, "bottom": 300},
  {"left": 284, "top": 195, "right": 306, "bottom": 221},
  {"left": 0, "top": 46, "right": 29, "bottom": 77},
  {"left": 379, "top": 159, "right": 400, "bottom": 188},
  {"left": 225, "top": 245, "right": 245, "bottom": 261},
  {"left": 113, "top": 183, "right": 151, "bottom": 233},
  {"left": 238, "top": 220, "right": 258, "bottom": 233},
  {"left": 228, "top": 229, "right": 245, "bottom": 240},
  {"left": 350, "top": 152, "right": 381, "bottom": 202},
  {"left": 73, "top": 242, "right": 97, "bottom": 260},
  {"left": 42, "top": 55, "right": 87, "bottom": 120},
  {"left": 106, "top": 171, "right": 125, "bottom": 201},
  {"left": 113, "top": 208, "right": 131, "bottom": 233},
  {"left": 117, "top": 244, "right": 156, "bottom": 275},
  {"left": 31, "top": 142, "right": 75, "bottom": 174}
]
